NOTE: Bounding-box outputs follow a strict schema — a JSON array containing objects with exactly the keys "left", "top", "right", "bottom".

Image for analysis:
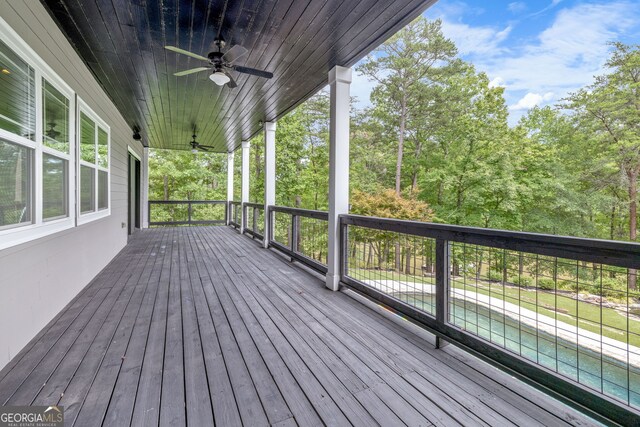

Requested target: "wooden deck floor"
[{"left": 0, "top": 227, "right": 600, "bottom": 426}]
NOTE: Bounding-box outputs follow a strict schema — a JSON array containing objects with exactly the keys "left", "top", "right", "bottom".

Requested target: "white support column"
[
  {"left": 226, "top": 150, "right": 234, "bottom": 225},
  {"left": 263, "top": 121, "right": 276, "bottom": 249},
  {"left": 326, "top": 65, "right": 352, "bottom": 291},
  {"left": 241, "top": 140, "right": 250, "bottom": 233},
  {"left": 141, "top": 146, "right": 150, "bottom": 228}
]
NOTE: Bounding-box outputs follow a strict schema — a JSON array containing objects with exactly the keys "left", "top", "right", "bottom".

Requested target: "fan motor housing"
[{"left": 208, "top": 51, "right": 224, "bottom": 64}]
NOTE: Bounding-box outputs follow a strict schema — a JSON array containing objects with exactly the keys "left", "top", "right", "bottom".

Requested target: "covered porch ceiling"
[{"left": 41, "top": 0, "right": 436, "bottom": 152}]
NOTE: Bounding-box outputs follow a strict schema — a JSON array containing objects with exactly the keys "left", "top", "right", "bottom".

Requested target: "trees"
[
  {"left": 148, "top": 149, "right": 226, "bottom": 201},
  {"left": 357, "top": 17, "right": 457, "bottom": 196},
  {"left": 564, "top": 42, "right": 640, "bottom": 288}
]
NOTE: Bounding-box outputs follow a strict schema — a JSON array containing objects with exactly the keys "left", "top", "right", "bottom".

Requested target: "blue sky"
[{"left": 350, "top": 0, "right": 640, "bottom": 125}]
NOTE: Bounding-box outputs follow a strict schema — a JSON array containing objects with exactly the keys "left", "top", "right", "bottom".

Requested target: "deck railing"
[
  {"left": 268, "top": 206, "right": 328, "bottom": 274},
  {"left": 228, "top": 204, "right": 640, "bottom": 422},
  {"left": 339, "top": 214, "right": 640, "bottom": 424},
  {"left": 148, "top": 200, "right": 227, "bottom": 226},
  {"left": 229, "top": 201, "right": 241, "bottom": 229},
  {"left": 242, "top": 202, "right": 265, "bottom": 240}
]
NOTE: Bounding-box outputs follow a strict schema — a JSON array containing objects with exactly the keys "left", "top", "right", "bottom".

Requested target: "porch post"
[
  {"left": 326, "top": 65, "right": 352, "bottom": 291},
  {"left": 226, "top": 150, "right": 234, "bottom": 225},
  {"left": 141, "top": 146, "right": 149, "bottom": 228},
  {"left": 263, "top": 121, "right": 276, "bottom": 249},
  {"left": 241, "top": 140, "right": 250, "bottom": 234}
]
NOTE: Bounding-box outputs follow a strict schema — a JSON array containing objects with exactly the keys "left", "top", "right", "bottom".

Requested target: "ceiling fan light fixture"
[
  {"left": 209, "top": 71, "right": 230, "bottom": 86},
  {"left": 191, "top": 148, "right": 199, "bottom": 154}
]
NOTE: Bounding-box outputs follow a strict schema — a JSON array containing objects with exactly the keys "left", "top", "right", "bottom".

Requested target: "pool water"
[{"left": 402, "top": 293, "right": 640, "bottom": 408}]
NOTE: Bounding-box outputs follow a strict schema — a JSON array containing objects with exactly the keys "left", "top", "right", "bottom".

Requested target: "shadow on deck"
[{"left": 0, "top": 227, "right": 599, "bottom": 426}]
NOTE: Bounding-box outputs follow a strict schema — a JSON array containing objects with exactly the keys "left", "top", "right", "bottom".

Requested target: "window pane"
[
  {"left": 42, "top": 153, "right": 67, "bottom": 220},
  {"left": 97, "top": 127, "right": 108, "bottom": 168},
  {"left": 98, "top": 170, "right": 108, "bottom": 210},
  {"left": 0, "top": 139, "right": 32, "bottom": 228},
  {"left": 80, "top": 165, "right": 95, "bottom": 213},
  {"left": 80, "top": 112, "right": 95, "bottom": 164},
  {"left": 0, "top": 39, "right": 35, "bottom": 140},
  {"left": 42, "top": 79, "right": 69, "bottom": 153}
]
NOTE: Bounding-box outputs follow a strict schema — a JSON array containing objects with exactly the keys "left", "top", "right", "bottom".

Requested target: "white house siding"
[{"left": 0, "top": 1, "right": 141, "bottom": 369}]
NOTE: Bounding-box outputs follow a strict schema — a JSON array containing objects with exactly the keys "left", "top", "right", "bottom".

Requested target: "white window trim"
[
  {"left": 128, "top": 146, "right": 141, "bottom": 160},
  {"left": 76, "top": 97, "right": 111, "bottom": 226},
  {"left": 0, "top": 18, "right": 76, "bottom": 250}
]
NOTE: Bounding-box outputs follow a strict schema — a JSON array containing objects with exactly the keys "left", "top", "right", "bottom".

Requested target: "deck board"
[{"left": 0, "top": 226, "right": 601, "bottom": 426}]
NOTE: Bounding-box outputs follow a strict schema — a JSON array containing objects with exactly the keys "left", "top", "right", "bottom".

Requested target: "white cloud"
[
  {"left": 489, "top": 76, "right": 506, "bottom": 88},
  {"left": 508, "top": 2, "right": 527, "bottom": 14},
  {"left": 510, "top": 92, "right": 554, "bottom": 110},
  {"left": 440, "top": 20, "right": 512, "bottom": 56},
  {"left": 492, "top": 2, "right": 637, "bottom": 94}
]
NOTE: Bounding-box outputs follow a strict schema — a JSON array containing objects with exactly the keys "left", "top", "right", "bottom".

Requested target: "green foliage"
[
  {"left": 149, "top": 149, "right": 227, "bottom": 201},
  {"left": 537, "top": 277, "right": 556, "bottom": 291}
]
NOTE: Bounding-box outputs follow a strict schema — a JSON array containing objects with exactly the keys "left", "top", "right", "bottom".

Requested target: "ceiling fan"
[
  {"left": 189, "top": 134, "right": 215, "bottom": 153},
  {"left": 165, "top": 38, "right": 273, "bottom": 88}
]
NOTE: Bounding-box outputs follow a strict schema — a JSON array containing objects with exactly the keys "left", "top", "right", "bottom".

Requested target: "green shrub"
[
  {"left": 599, "top": 277, "right": 628, "bottom": 299},
  {"left": 508, "top": 275, "right": 533, "bottom": 287},
  {"left": 537, "top": 277, "right": 556, "bottom": 290}
]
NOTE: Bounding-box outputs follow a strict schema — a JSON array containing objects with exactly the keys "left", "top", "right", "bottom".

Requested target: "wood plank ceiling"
[{"left": 41, "top": 0, "right": 436, "bottom": 152}]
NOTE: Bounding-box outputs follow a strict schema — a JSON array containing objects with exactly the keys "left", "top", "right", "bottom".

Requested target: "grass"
[{"left": 349, "top": 268, "right": 640, "bottom": 347}]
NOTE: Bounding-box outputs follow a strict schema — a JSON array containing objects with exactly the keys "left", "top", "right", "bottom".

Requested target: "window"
[
  {"left": 42, "top": 77, "right": 71, "bottom": 221},
  {"left": 0, "top": 39, "right": 35, "bottom": 140},
  {"left": 42, "top": 153, "right": 67, "bottom": 220},
  {"left": 0, "top": 20, "right": 76, "bottom": 249},
  {"left": 77, "top": 99, "right": 110, "bottom": 223},
  {"left": 0, "top": 139, "right": 32, "bottom": 229}
]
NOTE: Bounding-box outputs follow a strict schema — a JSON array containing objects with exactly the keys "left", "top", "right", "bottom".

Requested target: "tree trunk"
[
  {"left": 405, "top": 247, "right": 411, "bottom": 275},
  {"left": 163, "top": 175, "right": 168, "bottom": 201},
  {"left": 411, "top": 141, "right": 422, "bottom": 192},
  {"left": 502, "top": 255, "right": 508, "bottom": 285},
  {"left": 610, "top": 204, "right": 616, "bottom": 240},
  {"left": 628, "top": 169, "right": 638, "bottom": 290},
  {"left": 295, "top": 196, "right": 302, "bottom": 250},
  {"left": 395, "top": 93, "right": 407, "bottom": 196}
]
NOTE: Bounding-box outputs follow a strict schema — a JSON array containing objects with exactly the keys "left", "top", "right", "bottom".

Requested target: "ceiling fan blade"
[
  {"left": 164, "top": 46, "right": 208, "bottom": 61},
  {"left": 196, "top": 145, "right": 210, "bottom": 152},
  {"left": 233, "top": 65, "right": 273, "bottom": 79},
  {"left": 222, "top": 45, "right": 248, "bottom": 64},
  {"left": 174, "top": 67, "right": 210, "bottom": 76},
  {"left": 223, "top": 70, "right": 237, "bottom": 88}
]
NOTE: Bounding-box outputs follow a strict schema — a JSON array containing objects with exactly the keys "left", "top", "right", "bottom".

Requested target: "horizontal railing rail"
[
  {"left": 268, "top": 205, "right": 328, "bottom": 274},
  {"left": 148, "top": 200, "right": 227, "bottom": 226},
  {"left": 340, "top": 214, "right": 640, "bottom": 424},
  {"left": 242, "top": 202, "right": 264, "bottom": 241},
  {"left": 229, "top": 201, "right": 241, "bottom": 229}
]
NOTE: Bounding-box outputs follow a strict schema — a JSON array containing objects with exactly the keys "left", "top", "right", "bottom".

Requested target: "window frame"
[
  {"left": 0, "top": 18, "right": 76, "bottom": 250},
  {"left": 76, "top": 97, "right": 111, "bottom": 225}
]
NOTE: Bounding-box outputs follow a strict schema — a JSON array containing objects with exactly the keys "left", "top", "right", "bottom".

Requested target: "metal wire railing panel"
[
  {"left": 148, "top": 200, "right": 227, "bottom": 226},
  {"left": 229, "top": 201, "right": 241, "bottom": 229},
  {"left": 345, "top": 226, "right": 437, "bottom": 316},
  {"left": 340, "top": 214, "right": 640, "bottom": 422},
  {"left": 273, "top": 211, "right": 292, "bottom": 249},
  {"left": 268, "top": 206, "right": 328, "bottom": 274},
  {"left": 297, "top": 216, "right": 328, "bottom": 265},
  {"left": 242, "top": 202, "right": 264, "bottom": 240}
]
